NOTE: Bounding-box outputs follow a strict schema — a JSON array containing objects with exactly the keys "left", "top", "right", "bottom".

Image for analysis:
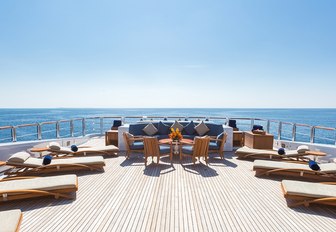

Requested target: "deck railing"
[{"left": 0, "top": 116, "right": 335, "bottom": 145}]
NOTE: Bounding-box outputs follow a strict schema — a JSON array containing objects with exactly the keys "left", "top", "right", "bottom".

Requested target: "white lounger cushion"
[
  {"left": 237, "top": 146, "right": 300, "bottom": 156},
  {"left": 282, "top": 180, "right": 336, "bottom": 198},
  {"left": 7, "top": 152, "right": 31, "bottom": 163},
  {"left": 7, "top": 156, "right": 105, "bottom": 168},
  {"left": 50, "top": 145, "right": 119, "bottom": 153},
  {"left": 0, "top": 175, "right": 77, "bottom": 193},
  {"left": 0, "top": 209, "right": 22, "bottom": 232},
  {"left": 254, "top": 160, "right": 336, "bottom": 174}
]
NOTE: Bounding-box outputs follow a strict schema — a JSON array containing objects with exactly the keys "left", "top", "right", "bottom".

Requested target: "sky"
[{"left": 0, "top": 0, "right": 335, "bottom": 108}]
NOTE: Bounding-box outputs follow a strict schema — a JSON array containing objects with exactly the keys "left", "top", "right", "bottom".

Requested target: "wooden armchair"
[
  {"left": 143, "top": 137, "right": 171, "bottom": 165},
  {"left": 209, "top": 132, "right": 227, "bottom": 159},
  {"left": 180, "top": 136, "right": 210, "bottom": 164},
  {"left": 123, "top": 132, "right": 144, "bottom": 159}
]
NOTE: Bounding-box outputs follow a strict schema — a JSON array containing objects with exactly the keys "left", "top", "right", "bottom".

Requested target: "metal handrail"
[{"left": 0, "top": 116, "right": 335, "bottom": 145}]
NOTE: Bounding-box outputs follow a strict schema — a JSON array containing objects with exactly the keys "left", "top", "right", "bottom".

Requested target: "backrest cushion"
[
  {"left": 158, "top": 121, "right": 170, "bottom": 135},
  {"left": 143, "top": 123, "right": 158, "bottom": 136},
  {"left": 297, "top": 145, "right": 309, "bottom": 153},
  {"left": 171, "top": 121, "right": 184, "bottom": 131},
  {"left": 184, "top": 121, "right": 196, "bottom": 135},
  {"left": 8, "top": 152, "right": 31, "bottom": 163},
  {"left": 49, "top": 142, "right": 61, "bottom": 151},
  {"left": 195, "top": 121, "right": 210, "bottom": 136}
]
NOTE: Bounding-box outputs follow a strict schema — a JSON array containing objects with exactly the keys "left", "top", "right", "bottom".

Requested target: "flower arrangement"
[{"left": 169, "top": 128, "right": 183, "bottom": 141}]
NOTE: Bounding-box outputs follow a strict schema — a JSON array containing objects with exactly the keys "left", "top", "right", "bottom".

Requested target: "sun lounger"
[
  {"left": 253, "top": 160, "right": 336, "bottom": 181},
  {"left": 1, "top": 151, "right": 105, "bottom": 177},
  {"left": 281, "top": 180, "right": 336, "bottom": 207},
  {"left": 30, "top": 142, "right": 119, "bottom": 157},
  {"left": 235, "top": 145, "right": 310, "bottom": 161},
  {"left": 0, "top": 209, "right": 22, "bottom": 232},
  {"left": 0, "top": 174, "right": 78, "bottom": 202}
]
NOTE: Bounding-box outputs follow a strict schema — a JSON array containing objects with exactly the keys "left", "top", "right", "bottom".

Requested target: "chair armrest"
[
  {"left": 129, "top": 137, "right": 144, "bottom": 142},
  {"left": 209, "top": 138, "right": 221, "bottom": 141}
]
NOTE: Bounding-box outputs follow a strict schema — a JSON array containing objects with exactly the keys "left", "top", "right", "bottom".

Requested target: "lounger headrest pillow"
[
  {"left": 71, "top": 145, "right": 78, "bottom": 152},
  {"left": 49, "top": 142, "right": 61, "bottom": 151},
  {"left": 278, "top": 148, "right": 286, "bottom": 155},
  {"left": 43, "top": 155, "right": 52, "bottom": 165},
  {"left": 308, "top": 160, "right": 320, "bottom": 171},
  {"left": 8, "top": 152, "right": 31, "bottom": 163},
  {"left": 297, "top": 145, "right": 309, "bottom": 153}
]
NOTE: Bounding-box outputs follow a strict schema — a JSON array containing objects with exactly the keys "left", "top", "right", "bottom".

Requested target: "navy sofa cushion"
[
  {"left": 130, "top": 142, "right": 144, "bottom": 150},
  {"left": 184, "top": 121, "right": 196, "bottom": 135},
  {"left": 182, "top": 146, "right": 193, "bottom": 155},
  {"left": 158, "top": 121, "right": 170, "bottom": 135},
  {"left": 205, "top": 123, "right": 224, "bottom": 136}
]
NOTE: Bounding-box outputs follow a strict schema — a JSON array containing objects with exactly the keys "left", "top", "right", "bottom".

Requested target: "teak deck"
[{"left": 1, "top": 137, "right": 336, "bottom": 232}]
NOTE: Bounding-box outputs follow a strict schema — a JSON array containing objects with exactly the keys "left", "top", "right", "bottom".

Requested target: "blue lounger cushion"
[
  {"left": 309, "top": 160, "right": 320, "bottom": 171},
  {"left": 43, "top": 155, "right": 52, "bottom": 165}
]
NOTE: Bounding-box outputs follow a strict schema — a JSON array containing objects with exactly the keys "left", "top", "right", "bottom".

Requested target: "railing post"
[
  {"left": 292, "top": 123, "right": 296, "bottom": 141},
  {"left": 266, "top": 120, "right": 270, "bottom": 133},
  {"left": 70, "top": 120, "right": 74, "bottom": 137},
  {"left": 37, "top": 123, "right": 42, "bottom": 140},
  {"left": 82, "top": 118, "right": 86, "bottom": 136},
  {"left": 100, "top": 117, "right": 104, "bottom": 135},
  {"left": 56, "top": 121, "right": 60, "bottom": 139},
  {"left": 250, "top": 119, "right": 254, "bottom": 130},
  {"left": 11, "top": 126, "right": 17, "bottom": 142},
  {"left": 310, "top": 126, "right": 315, "bottom": 143},
  {"left": 278, "top": 122, "right": 282, "bottom": 140}
]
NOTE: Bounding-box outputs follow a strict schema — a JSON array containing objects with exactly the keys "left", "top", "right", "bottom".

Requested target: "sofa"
[{"left": 128, "top": 121, "right": 224, "bottom": 140}]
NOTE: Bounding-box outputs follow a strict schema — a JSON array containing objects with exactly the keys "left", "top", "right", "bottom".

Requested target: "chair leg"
[{"left": 157, "top": 154, "right": 160, "bottom": 164}]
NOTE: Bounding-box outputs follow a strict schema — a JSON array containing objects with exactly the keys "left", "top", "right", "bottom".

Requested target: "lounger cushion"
[
  {"left": 297, "top": 145, "right": 309, "bottom": 153},
  {"left": 195, "top": 121, "right": 210, "bottom": 136},
  {"left": 78, "top": 145, "right": 119, "bottom": 153},
  {"left": 0, "top": 174, "right": 77, "bottom": 193},
  {"left": 22, "top": 156, "right": 105, "bottom": 168},
  {"left": 254, "top": 160, "right": 336, "bottom": 174},
  {"left": 282, "top": 180, "right": 336, "bottom": 198},
  {"left": 308, "top": 160, "right": 320, "bottom": 171},
  {"left": 49, "top": 142, "right": 61, "bottom": 150},
  {"left": 237, "top": 146, "right": 301, "bottom": 156},
  {"left": 143, "top": 123, "right": 158, "bottom": 136},
  {"left": 8, "top": 152, "right": 30, "bottom": 163},
  {"left": 0, "top": 209, "right": 22, "bottom": 232}
]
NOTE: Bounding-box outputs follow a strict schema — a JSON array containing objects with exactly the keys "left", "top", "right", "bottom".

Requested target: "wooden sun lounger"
[
  {"left": 281, "top": 180, "right": 336, "bottom": 207},
  {"left": 30, "top": 142, "right": 119, "bottom": 157},
  {"left": 235, "top": 146, "right": 310, "bottom": 161},
  {"left": 0, "top": 175, "right": 78, "bottom": 202},
  {"left": 253, "top": 160, "right": 336, "bottom": 181},
  {"left": 0, "top": 209, "right": 22, "bottom": 232},
  {"left": 1, "top": 152, "right": 105, "bottom": 177}
]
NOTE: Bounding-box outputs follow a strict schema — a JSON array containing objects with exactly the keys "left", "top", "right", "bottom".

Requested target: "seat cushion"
[
  {"left": 209, "top": 142, "right": 219, "bottom": 150},
  {"left": 0, "top": 209, "right": 22, "bottom": 232},
  {"left": 182, "top": 146, "right": 193, "bottom": 155},
  {"left": 184, "top": 121, "right": 196, "bottom": 135},
  {"left": 129, "top": 142, "right": 144, "bottom": 150},
  {"left": 7, "top": 152, "right": 31, "bottom": 163},
  {"left": 195, "top": 121, "right": 210, "bottom": 136},
  {"left": 143, "top": 123, "right": 158, "bottom": 136},
  {"left": 159, "top": 146, "right": 171, "bottom": 154},
  {"left": 158, "top": 121, "right": 170, "bottom": 135}
]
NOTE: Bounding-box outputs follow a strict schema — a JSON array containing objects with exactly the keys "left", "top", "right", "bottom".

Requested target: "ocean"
[{"left": 0, "top": 108, "right": 335, "bottom": 144}]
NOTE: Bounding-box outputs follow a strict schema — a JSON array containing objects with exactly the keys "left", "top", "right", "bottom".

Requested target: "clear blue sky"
[{"left": 0, "top": 0, "right": 335, "bottom": 108}]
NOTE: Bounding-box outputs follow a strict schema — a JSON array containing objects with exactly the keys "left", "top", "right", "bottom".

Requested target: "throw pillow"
[
  {"left": 143, "top": 123, "right": 158, "bottom": 136},
  {"left": 184, "top": 121, "right": 196, "bottom": 135},
  {"left": 43, "top": 155, "right": 53, "bottom": 165},
  {"left": 171, "top": 120, "right": 184, "bottom": 132},
  {"left": 158, "top": 121, "right": 170, "bottom": 135},
  {"left": 195, "top": 121, "right": 210, "bottom": 136},
  {"left": 71, "top": 145, "right": 78, "bottom": 152},
  {"left": 308, "top": 160, "right": 320, "bottom": 171},
  {"left": 297, "top": 145, "right": 309, "bottom": 153},
  {"left": 278, "top": 148, "right": 286, "bottom": 155}
]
